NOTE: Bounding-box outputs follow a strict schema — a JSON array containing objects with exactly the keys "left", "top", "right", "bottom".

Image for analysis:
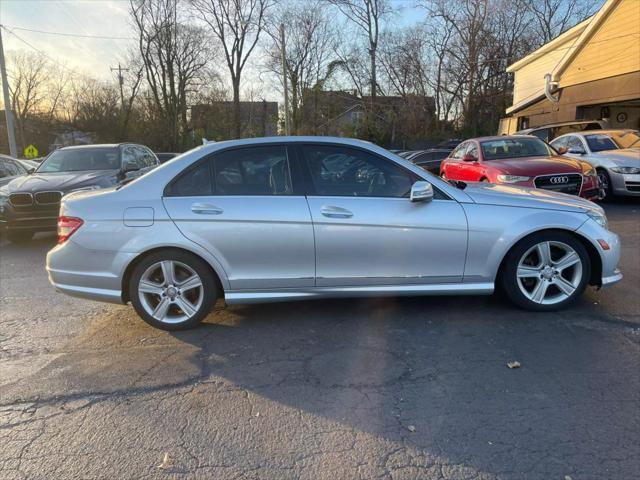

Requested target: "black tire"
[
  {"left": 129, "top": 250, "right": 218, "bottom": 330},
  {"left": 597, "top": 169, "right": 613, "bottom": 200},
  {"left": 6, "top": 230, "right": 34, "bottom": 243},
  {"left": 501, "top": 231, "right": 591, "bottom": 311}
]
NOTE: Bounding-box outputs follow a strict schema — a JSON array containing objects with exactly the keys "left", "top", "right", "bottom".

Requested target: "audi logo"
[{"left": 550, "top": 176, "right": 569, "bottom": 184}]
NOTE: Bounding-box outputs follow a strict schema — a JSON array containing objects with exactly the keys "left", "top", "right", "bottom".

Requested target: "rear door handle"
[
  {"left": 191, "top": 203, "right": 223, "bottom": 215},
  {"left": 320, "top": 206, "right": 353, "bottom": 218}
]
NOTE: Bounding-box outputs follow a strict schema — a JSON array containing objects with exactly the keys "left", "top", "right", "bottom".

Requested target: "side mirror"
[
  {"left": 122, "top": 161, "right": 140, "bottom": 173},
  {"left": 410, "top": 181, "right": 434, "bottom": 203},
  {"left": 27, "top": 167, "right": 36, "bottom": 174},
  {"left": 462, "top": 154, "right": 477, "bottom": 162},
  {"left": 556, "top": 146, "right": 568, "bottom": 155}
]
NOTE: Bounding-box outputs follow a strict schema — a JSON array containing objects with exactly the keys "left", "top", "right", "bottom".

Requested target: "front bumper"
[
  {"left": 576, "top": 219, "right": 622, "bottom": 287},
  {"left": 46, "top": 239, "right": 135, "bottom": 304},
  {"left": 609, "top": 171, "right": 640, "bottom": 196}
]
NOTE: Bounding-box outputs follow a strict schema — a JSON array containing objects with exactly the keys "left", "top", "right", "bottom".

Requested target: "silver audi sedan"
[{"left": 46, "top": 137, "right": 622, "bottom": 330}]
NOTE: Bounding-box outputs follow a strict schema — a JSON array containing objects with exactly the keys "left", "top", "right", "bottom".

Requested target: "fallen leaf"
[
  {"left": 507, "top": 361, "right": 521, "bottom": 369},
  {"left": 407, "top": 425, "right": 416, "bottom": 432},
  {"left": 564, "top": 476, "right": 572, "bottom": 480},
  {"left": 255, "top": 412, "right": 260, "bottom": 417},
  {"left": 157, "top": 452, "right": 172, "bottom": 470}
]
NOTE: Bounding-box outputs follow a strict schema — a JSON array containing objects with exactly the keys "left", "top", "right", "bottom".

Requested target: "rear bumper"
[{"left": 46, "top": 240, "right": 134, "bottom": 304}]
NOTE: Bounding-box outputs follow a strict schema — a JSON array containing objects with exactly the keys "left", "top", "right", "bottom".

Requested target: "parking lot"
[{"left": 0, "top": 199, "right": 638, "bottom": 480}]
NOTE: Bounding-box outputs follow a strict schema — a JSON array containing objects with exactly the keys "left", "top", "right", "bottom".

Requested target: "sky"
[{"left": 0, "top": 0, "right": 425, "bottom": 97}]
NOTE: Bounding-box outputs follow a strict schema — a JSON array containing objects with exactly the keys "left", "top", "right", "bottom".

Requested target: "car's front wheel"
[
  {"left": 597, "top": 169, "right": 612, "bottom": 200},
  {"left": 502, "top": 232, "right": 590, "bottom": 311},
  {"left": 129, "top": 250, "right": 218, "bottom": 330}
]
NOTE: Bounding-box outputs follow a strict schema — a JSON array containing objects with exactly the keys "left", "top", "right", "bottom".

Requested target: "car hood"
[
  {"left": 591, "top": 149, "right": 640, "bottom": 165},
  {"left": 486, "top": 155, "right": 583, "bottom": 175},
  {"left": 1, "top": 170, "right": 119, "bottom": 194},
  {"left": 462, "top": 183, "right": 603, "bottom": 214}
]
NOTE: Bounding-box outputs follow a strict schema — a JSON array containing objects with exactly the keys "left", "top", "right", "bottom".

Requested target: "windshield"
[
  {"left": 37, "top": 148, "right": 120, "bottom": 172},
  {"left": 480, "top": 138, "right": 552, "bottom": 160}
]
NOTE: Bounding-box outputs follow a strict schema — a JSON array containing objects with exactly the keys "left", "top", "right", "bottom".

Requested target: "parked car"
[
  {"left": 550, "top": 129, "right": 640, "bottom": 199},
  {"left": 46, "top": 136, "right": 621, "bottom": 330},
  {"left": 515, "top": 120, "right": 605, "bottom": 143},
  {"left": 0, "top": 143, "right": 159, "bottom": 243},
  {"left": 398, "top": 149, "right": 452, "bottom": 174},
  {"left": 437, "top": 139, "right": 462, "bottom": 150},
  {"left": 155, "top": 152, "right": 179, "bottom": 164},
  {"left": 440, "top": 136, "right": 600, "bottom": 200},
  {"left": 0, "top": 154, "right": 29, "bottom": 187}
]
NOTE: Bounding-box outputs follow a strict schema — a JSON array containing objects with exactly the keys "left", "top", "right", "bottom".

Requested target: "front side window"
[
  {"left": 480, "top": 138, "right": 552, "bottom": 160},
  {"left": 302, "top": 145, "right": 414, "bottom": 198},
  {"left": 213, "top": 146, "right": 292, "bottom": 195},
  {"left": 37, "top": 148, "right": 120, "bottom": 172},
  {"left": 0, "top": 158, "right": 25, "bottom": 177},
  {"left": 566, "top": 136, "right": 585, "bottom": 153},
  {"left": 450, "top": 142, "right": 468, "bottom": 160}
]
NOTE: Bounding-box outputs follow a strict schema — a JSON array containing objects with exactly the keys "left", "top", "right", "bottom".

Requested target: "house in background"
[
  {"left": 499, "top": 0, "right": 640, "bottom": 134},
  {"left": 191, "top": 101, "right": 278, "bottom": 140}
]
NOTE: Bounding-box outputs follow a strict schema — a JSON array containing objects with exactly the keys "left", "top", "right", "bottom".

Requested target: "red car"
[{"left": 440, "top": 136, "right": 600, "bottom": 199}]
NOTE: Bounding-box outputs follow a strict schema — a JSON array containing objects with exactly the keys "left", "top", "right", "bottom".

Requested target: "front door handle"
[
  {"left": 320, "top": 206, "right": 353, "bottom": 218},
  {"left": 191, "top": 203, "right": 223, "bottom": 215}
]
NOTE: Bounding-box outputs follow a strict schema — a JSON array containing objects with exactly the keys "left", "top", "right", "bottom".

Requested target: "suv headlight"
[
  {"left": 587, "top": 210, "right": 608, "bottom": 230},
  {"left": 497, "top": 175, "right": 530, "bottom": 183},
  {"left": 610, "top": 166, "right": 640, "bottom": 174}
]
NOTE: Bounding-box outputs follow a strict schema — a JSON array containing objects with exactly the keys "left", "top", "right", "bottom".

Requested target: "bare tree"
[
  {"left": 266, "top": 1, "right": 337, "bottom": 133},
  {"left": 130, "top": 0, "right": 210, "bottom": 150},
  {"left": 326, "top": 0, "right": 389, "bottom": 103},
  {"left": 527, "top": 0, "right": 601, "bottom": 45},
  {"left": 190, "top": 0, "right": 271, "bottom": 138}
]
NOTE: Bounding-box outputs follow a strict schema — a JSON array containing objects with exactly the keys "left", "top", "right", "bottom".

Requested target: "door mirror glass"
[
  {"left": 462, "top": 153, "right": 477, "bottom": 162},
  {"left": 410, "top": 181, "right": 433, "bottom": 202}
]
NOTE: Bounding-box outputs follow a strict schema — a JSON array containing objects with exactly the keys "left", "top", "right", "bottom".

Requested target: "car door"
[
  {"left": 299, "top": 144, "right": 468, "bottom": 287},
  {"left": 442, "top": 142, "right": 468, "bottom": 180},
  {"left": 163, "top": 144, "right": 315, "bottom": 289}
]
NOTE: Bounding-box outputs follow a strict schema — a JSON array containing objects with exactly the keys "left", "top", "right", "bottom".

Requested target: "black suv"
[{"left": 0, "top": 144, "right": 159, "bottom": 242}]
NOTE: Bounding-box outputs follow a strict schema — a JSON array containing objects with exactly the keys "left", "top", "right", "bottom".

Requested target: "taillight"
[{"left": 57, "top": 216, "right": 83, "bottom": 244}]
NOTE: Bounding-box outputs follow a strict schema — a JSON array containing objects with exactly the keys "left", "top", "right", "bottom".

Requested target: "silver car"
[
  {"left": 550, "top": 130, "right": 640, "bottom": 199},
  {"left": 46, "top": 137, "right": 622, "bottom": 330}
]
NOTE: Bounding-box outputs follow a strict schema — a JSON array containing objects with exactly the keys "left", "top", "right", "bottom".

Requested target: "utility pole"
[
  {"left": 0, "top": 26, "right": 18, "bottom": 158},
  {"left": 280, "top": 23, "right": 291, "bottom": 136},
  {"left": 110, "top": 63, "right": 129, "bottom": 111}
]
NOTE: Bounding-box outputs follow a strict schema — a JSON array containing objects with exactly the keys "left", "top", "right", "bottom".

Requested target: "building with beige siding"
[{"left": 499, "top": 0, "right": 640, "bottom": 135}]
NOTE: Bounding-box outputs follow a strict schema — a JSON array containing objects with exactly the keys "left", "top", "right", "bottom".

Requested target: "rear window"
[{"left": 480, "top": 138, "right": 551, "bottom": 160}]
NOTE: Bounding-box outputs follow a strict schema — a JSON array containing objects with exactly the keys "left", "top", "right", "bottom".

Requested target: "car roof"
[
  {"left": 559, "top": 129, "right": 637, "bottom": 137},
  {"left": 197, "top": 136, "right": 377, "bottom": 154},
  {"left": 467, "top": 135, "right": 537, "bottom": 142},
  {"left": 57, "top": 143, "right": 130, "bottom": 150}
]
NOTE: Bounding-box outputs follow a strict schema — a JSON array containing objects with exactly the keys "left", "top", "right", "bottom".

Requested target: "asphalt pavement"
[{"left": 0, "top": 199, "right": 638, "bottom": 480}]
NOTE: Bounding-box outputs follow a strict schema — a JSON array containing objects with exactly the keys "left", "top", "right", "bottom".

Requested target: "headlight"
[
  {"left": 581, "top": 165, "right": 596, "bottom": 176},
  {"left": 610, "top": 166, "right": 640, "bottom": 174},
  {"left": 587, "top": 210, "right": 608, "bottom": 230},
  {"left": 496, "top": 175, "right": 530, "bottom": 183}
]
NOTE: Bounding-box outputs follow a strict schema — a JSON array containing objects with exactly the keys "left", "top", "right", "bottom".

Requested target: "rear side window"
[
  {"left": 166, "top": 161, "right": 212, "bottom": 196},
  {"left": 213, "top": 146, "right": 292, "bottom": 195}
]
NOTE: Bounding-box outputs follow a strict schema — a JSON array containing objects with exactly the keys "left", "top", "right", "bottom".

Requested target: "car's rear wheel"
[
  {"left": 502, "top": 232, "right": 590, "bottom": 311},
  {"left": 6, "top": 230, "right": 34, "bottom": 243},
  {"left": 129, "top": 250, "right": 217, "bottom": 330}
]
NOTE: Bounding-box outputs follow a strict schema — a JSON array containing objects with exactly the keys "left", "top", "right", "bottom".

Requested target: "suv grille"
[
  {"left": 534, "top": 174, "right": 582, "bottom": 196},
  {"left": 35, "top": 191, "right": 62, "bottom": 205},
  {"left": 9, "top": 193, "right": 33, "bottom": 206}
]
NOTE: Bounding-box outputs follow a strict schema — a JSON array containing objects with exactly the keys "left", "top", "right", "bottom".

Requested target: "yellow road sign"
[{"left": 24, "top": 144, "right": 39, "bottom": 159}]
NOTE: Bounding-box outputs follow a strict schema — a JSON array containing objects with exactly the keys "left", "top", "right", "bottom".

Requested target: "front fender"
[{"left": 462, "top": 203, "right": 587, "bottom": 283}]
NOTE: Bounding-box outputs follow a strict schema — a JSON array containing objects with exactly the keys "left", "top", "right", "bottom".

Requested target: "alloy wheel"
[
  {"left": 516, "top": 241, "right": 583, "bottom": 305},
  {"left": 137, "top": 260, "right": 204, "bottom": 324}
]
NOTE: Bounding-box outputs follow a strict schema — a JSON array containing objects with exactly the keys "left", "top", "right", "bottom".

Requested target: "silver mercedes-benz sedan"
[
  {"left": 46, "top": 137, "right": 622, "bottom": 330},
  {"left": 550, "top": 129, "right": 640, "bottom": 199}
]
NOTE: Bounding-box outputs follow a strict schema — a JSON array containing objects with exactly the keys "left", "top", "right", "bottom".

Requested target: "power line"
[
  {"left": 1, "top": 25, "right": 135, "bottom": 41},
  {"left": 0, "top": 26, "right": 77, "bottom": 74}
]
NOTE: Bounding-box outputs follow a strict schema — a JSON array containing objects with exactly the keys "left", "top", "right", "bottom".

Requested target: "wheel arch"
[
  {"left": 496, "top": 228, "right": 602, "bottom": 287},
  {"left": 121, "top": 246, "right": 227, "bottom": 303}
]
